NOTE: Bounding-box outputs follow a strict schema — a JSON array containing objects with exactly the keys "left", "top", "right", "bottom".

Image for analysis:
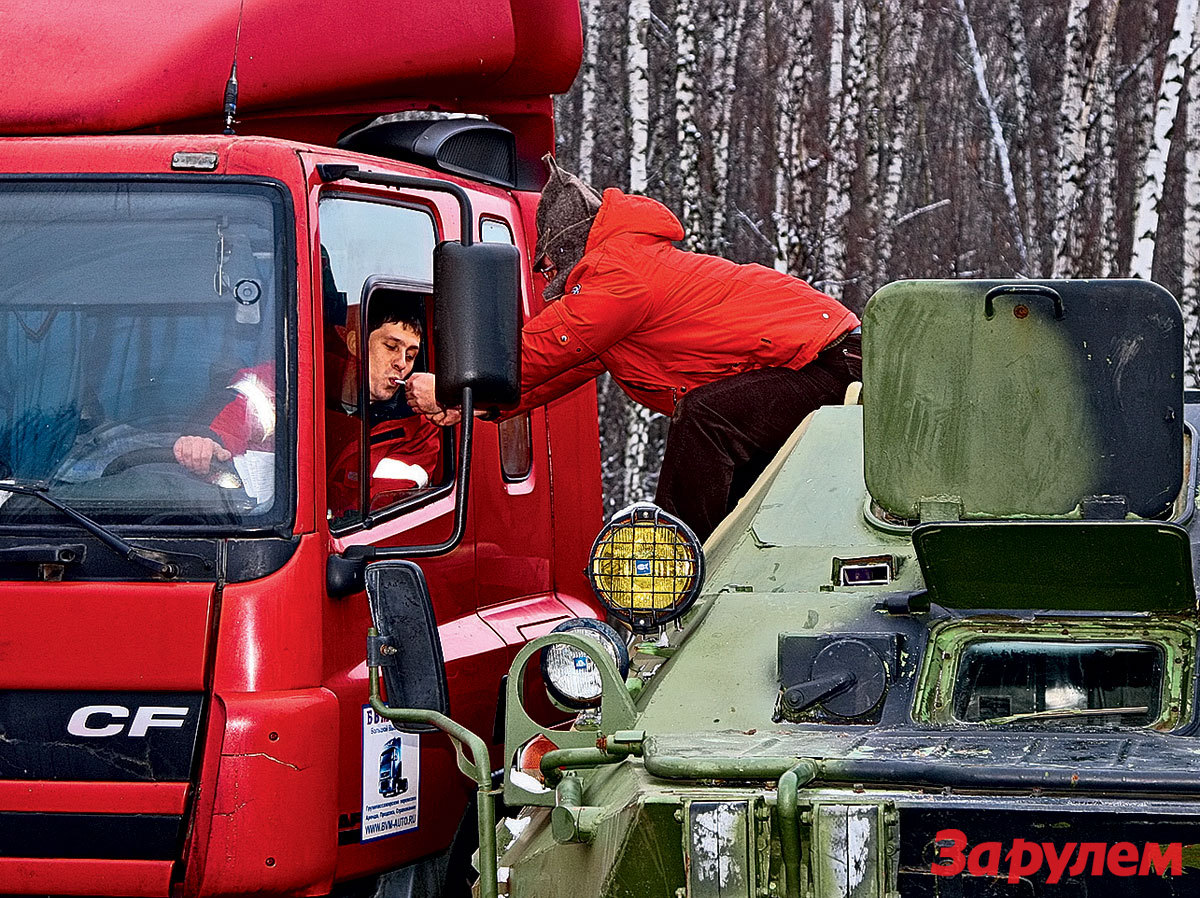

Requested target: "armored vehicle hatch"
[
  {"left": 912, "top": 520, "right": 1195, "bottom": 613},
  {"left": 862, "top": 279, "right": 1183, "bottom": 522}
]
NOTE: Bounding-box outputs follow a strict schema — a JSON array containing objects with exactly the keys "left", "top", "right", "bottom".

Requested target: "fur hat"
[{"left": 534, "top": 154, "right": 602, "bottom": 299}]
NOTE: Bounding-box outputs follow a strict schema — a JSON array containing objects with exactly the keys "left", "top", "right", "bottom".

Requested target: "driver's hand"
[
  {"left": 174, "top": 436, "right": 232, "bottom": 475},
  {"left": 427, "top": 407, "right": 463, "bottom": 427},
  {"left": 405, "top": 373, "right": 445, "bottom": 416}
]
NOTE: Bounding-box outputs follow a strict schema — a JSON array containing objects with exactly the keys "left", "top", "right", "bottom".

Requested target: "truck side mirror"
[
  {"left": 432, "top": 241, "right": 521, "bottom": 408},
  {"left": 366, "top": 560, "right": 449, "bottom": 732}
]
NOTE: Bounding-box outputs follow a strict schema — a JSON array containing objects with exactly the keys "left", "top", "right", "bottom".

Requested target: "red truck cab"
[{"left": 0, "top": 3, "right": 601, "bottom": 895}]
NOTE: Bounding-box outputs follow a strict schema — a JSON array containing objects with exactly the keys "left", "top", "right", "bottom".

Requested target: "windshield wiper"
[
  {"left": 983, "top": 706, "right": 1149, "bottom": 726},
  {"left": 0, "top": 481, "right": 179, "bottom": 577}
]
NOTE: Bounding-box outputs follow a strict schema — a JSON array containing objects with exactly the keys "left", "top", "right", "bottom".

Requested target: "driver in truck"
[{"left": 174, "top": 293, "right": 441, "bottom": 514}]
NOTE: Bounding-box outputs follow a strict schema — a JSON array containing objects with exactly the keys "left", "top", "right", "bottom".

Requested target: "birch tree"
[
  {"left": 1051, "top": 0, "right": 1093, "bottom": 276},
  {"left": 1005, "top": 0, "right": 1041, "bottom": 264},
  {"left": 675, "top": 0, "right": 704, "bottom": 248},
  {"left": 876, "top": 0, "right": 922, "bottom": 284},
  {"left": 771, "top": 0, "right": 799, "bottom": 271},
  {"left": 576, "top": 0, "right": 602, "bottom": 182},
  {"left": 856, "top": 0, "right": 884, "bottom": 302},
  {"left": 709, "top": 0, "right": 750, "bottom": 250},
  {"left": 1130, "top": 0, "right": 1198, "bottom": 279},
  {"left": 620, "top": 0, "right": 657, "bottom": 505},
  {"left": 1093, "top": 0, "right": 1121, "bottom": 275},
  {"left": 954, "top": 0, "right": 1029, "bottom": 272},
  {"left": 556, "top": 0, "right": 1200, "bottom": 510},
  {"left": 818, "top": 0, "right": 861, "bottom": 298},
  {"left": 1183, "top": 66, "right": 1200, "bottom": 384}
]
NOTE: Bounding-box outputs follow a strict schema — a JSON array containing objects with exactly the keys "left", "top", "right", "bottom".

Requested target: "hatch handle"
[{"left": 985, "top": 284, "right": 1065, "bottom": 320}]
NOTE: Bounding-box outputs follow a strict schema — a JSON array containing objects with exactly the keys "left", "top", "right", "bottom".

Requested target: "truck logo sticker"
[
  {"left": 361, "top": 704, "right": 420, "bottom": 841},
  {"left": 67, "top": 705, "right": 190, "bottom": 737}
]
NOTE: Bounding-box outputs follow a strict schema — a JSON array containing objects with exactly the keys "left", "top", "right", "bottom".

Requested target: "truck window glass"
[
  {"left": 0, "top": 180, "right": 289, "bottom": 528},
  {"left": 480, "top": 217, "right": 514, "bottom": 245},
  {"left": 479, "top": 215, "right": 531, "bottom": 482},
  {"left": 319, "top": 197, "right": 446, "bottom": 528}
]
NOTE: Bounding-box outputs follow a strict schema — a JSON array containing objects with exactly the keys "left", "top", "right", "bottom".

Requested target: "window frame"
[
  {"left": 318, "top": 192, "right": 456, "bottom": 535},
  {"left": 913, "top": 618, "right": 1196, "bottom": 732}
]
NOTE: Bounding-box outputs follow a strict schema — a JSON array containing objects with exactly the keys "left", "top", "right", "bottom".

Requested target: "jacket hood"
[{"left": 587, "top": 189, "right": 686, "bottom": 250}]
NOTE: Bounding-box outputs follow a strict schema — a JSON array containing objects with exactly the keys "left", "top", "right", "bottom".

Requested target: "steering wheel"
[
  {"left": 101, "top": 446, "right": 177, "bottom": 477},
  {"left": 100, "top": 444, "right": 246, "bottom": 493}
]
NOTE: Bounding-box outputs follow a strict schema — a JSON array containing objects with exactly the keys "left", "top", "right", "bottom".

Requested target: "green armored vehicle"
[{"left": 370, "top": 279, "right": 1200, "bottom": 897}]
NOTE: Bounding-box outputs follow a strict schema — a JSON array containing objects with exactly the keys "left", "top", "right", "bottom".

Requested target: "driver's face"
[{"left": 366, "top": 322, "right": 420, "bottom": 402}]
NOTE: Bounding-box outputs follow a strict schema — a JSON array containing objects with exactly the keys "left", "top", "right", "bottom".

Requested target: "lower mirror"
[{"left": 366, "top": 560, "right": 449, "bottom": 733}]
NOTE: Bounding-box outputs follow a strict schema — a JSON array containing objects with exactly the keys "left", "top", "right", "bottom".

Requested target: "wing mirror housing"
[
  {"left": 432, "top": 241, "right": 521, "bottom": 409},
  {"left": 365, "top": 560, "right": 449, "bottom": 732}
]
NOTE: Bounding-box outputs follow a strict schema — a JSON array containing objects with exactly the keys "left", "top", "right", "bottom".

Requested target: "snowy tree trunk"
[
  {"left": 1130, "top": 0, "right": 1199, "bottom": 279},
  {"left": 627, "top": 0, "right": 651, "bottom": 192},
  {"left": 576, "top": 0, "right": 601, "bottom": 182},
  {"left": 1006, "top": 0, "right": 1039, "bottom": 262},
  {"left": 954, "top": 0, "right": 1029, "bottom": 272},
  {"left": 621, "top": 0, "right": 657, "bottom": 505},
  {"left": 710, "top": 0, "right": 749, "bottom": 250},
  {"left": 773, "top": 0, "right": 813, "bottom": 273},
  {"left": 1092, "top": 0, "right": 1121, "bottom": 276},
  {"left": 1051, "top": 0, "right": 1091, "bottom": 277},
  {"left": 1183, "top": 61, "right": 1200, "bottom": 385},
  {"left": 876, "top": 0, "right": 921, "bottom": 284},
  {"left": 675, "top": 0, "right": 704, "bottom": 250},
  {"left": 858, "top": 0, "right": 884, "bottom": 299},
  {"left": 818, "top": 0, "right": 861, "bottom": 298}
]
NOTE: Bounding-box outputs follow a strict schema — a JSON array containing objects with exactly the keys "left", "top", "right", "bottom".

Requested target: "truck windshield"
[{"left": 0, "top": 180, "right": 290, "bottom": 529}]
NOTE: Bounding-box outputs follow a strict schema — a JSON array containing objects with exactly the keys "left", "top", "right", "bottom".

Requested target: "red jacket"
[
  {"left": 325, "top": 409, "right": 442, "bottom": 519},
  {"left": 209, "top": 363, "right": 277, "bottom": 454},
  {"left": 517, "top": 189, "right": 859, "bottom": 416}
]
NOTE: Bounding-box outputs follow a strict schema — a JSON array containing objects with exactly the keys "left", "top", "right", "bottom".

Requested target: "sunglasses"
[{"left": 533, "top": 255, "right": 558, "bottom": 282}]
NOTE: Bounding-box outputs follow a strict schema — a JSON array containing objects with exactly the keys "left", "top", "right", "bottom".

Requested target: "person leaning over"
[{"left": 406, "top": 156, "right": 861, "bottom": 542}]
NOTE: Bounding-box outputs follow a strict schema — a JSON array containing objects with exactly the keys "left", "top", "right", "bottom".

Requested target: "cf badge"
[{"left": 67, "top": 705, "right": 191, "bottom": 737}]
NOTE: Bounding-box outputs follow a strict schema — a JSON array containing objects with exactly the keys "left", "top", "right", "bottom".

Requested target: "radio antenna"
[{"left": 222, "top": 0, "right": 247, "bottom": 135}]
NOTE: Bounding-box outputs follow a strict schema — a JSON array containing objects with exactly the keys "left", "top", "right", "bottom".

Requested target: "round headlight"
[
  {"left": 540, "top": 618, "right": 630, "bottom": 708},
  {"left": 587, "top": 502, "right": 704, "bottom": 632}
]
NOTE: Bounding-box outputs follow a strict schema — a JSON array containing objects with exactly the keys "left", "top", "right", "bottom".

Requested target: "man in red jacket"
[
  {"left": 176, "top": 295, "right": 440, "bottom": 519},
  {"left": 408, "top": 158, "right": 860, "bottom": 540}
]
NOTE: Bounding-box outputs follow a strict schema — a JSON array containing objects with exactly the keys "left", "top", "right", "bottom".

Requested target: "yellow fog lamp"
[
  {"left": 540, "top": 618, "right": 630, "bottom": 708},
  {"left": 586, "top": 502, "right": 704, "bottom": 633}
]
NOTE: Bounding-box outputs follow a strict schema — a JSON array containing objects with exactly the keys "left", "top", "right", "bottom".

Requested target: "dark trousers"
[{"left": 654, "top": 335, "right": 861, "bottom": 541}]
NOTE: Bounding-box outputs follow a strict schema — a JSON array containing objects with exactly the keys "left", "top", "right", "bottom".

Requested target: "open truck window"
[
  {"left": 0, "top": 179, "right": 290, "bottom": 529},
  {"left": 319, "top": 196, "right": 449, "bottom": 529}
]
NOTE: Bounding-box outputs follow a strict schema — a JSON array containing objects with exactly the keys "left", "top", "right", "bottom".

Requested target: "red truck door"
[{"left": 307, "top": 160, "right": 513, "bottom": 880}]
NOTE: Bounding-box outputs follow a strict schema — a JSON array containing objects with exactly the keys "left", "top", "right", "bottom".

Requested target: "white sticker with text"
[{"left": 361, "top": 704, "right": 420, "bottom": 841}]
